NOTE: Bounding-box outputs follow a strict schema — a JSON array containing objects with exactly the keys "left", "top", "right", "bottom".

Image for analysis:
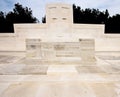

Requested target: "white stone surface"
[
  {"left": 0, "top": 52, "right": 120, "bottom": 97},
  {"left": 0, "top": 3, "right": 120, "bottom": 97},
  {"left": 26, "top": 39, "right": 95, "bottom": 63},
  {"left": 1, "top": 3, "right": 119, "bottom": 51},
  {"left": 46, "top": 3, "right": 73, "bottom": 24},
  {"left": 47, "top": 65, "right": 78, "bottom": 75}
]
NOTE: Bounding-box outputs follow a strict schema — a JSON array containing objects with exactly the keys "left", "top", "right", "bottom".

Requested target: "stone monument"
[
  {"left": 25, "top": 3, "right": 95, "bottom": 64},
  {"left": 1, "top": 3, "right": 120, "bottom": 53},
  {"left": 0, "top": 4, "right": 120, "bottom": 96}
]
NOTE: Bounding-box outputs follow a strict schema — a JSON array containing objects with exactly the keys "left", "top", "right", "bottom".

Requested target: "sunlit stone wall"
[{"left": 0, "top": 3, "right": 120, "bottom": 52}]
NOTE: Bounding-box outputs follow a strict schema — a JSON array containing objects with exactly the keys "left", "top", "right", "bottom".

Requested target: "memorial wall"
[{"left": 0, "top": 3, "right": 120, "bottom": 52}]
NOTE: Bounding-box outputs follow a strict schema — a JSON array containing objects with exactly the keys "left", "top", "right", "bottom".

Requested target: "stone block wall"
[{"left": 26, "top": 39, "right": 95, "bottom": 63}]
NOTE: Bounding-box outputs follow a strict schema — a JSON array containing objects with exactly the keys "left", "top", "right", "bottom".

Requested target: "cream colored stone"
[
  {"left": 26, "top": 39, "right": 95, "bottom": 63},
  {"left": 47, "top": 65, "right": 78, "bottom": 75},
  {"left": 0, "top": 3, "right": 120, "bottom": 51},
  {"left": 0, "top": 3, "right": 120, "bottom": 97},
  {"left": 46, "top": 3, "right": 73, "bottom": 24},
  {"left": 0, "top": 52, "right": 120, "bottom": 96}
]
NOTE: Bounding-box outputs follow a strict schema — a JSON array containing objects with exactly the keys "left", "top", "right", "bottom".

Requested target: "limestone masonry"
[
  {"left": 0, "top": 3, "right": 120, "bottom": 52},
  {"left": 0, "top": 3, "right": 120, "bottom": 97}
]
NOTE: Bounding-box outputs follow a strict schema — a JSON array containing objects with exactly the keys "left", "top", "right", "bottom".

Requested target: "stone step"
[{"left": 47, "top": 65, "right": 78, "bottom": 75}]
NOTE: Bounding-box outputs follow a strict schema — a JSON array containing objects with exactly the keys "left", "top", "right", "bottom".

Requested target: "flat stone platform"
[{"left": 0, "top": 51, "right": 120, "bottom": 97}]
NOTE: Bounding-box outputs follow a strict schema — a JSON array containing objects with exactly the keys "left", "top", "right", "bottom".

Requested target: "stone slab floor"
[{"left": 0, "top": 52, "right": 120, "bottom": 97}]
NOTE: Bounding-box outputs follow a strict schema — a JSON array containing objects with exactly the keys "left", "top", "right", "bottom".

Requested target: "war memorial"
[{"left": 0, "top": 3, "right": 120, "bottom": 97}]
